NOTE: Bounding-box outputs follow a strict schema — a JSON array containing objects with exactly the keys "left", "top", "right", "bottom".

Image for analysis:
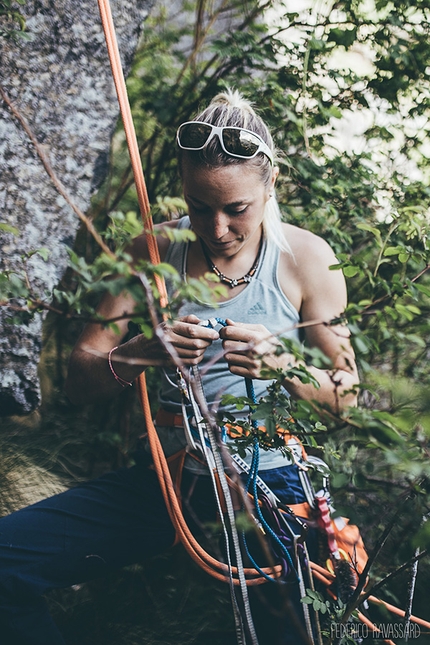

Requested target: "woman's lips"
[{"left": 209, "top": 239, "right": 235, "bottom": 248}]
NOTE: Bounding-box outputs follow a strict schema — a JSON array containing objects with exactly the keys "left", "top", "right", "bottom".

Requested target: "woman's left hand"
[{"left": 219, "top": 319, "right": 292, "bottom": 379}]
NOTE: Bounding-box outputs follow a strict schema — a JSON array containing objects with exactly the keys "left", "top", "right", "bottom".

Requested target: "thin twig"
[
  {"left": 0, "top": 299, "right": 142, "bottom": 325},
  {"left": 82, "top": 344, "right": 166, "bottom": 367},
  {"left": 404, "top": 547, "right": 420, "bottom": 642},
  {"left": 0, "top": 297, "right": 347, "bottom": 337},
  {"left": 359, "top": 549, "right": 428, "bottom": 606},
  {"left": 175, "top": 0, "right": 230, "bottom": 85},
  {"left": 360, "top": 264, "right": 430, "bottom": 315}
]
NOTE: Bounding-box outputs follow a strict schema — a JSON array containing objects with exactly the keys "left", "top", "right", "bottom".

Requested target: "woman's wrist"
[
  {"left": 107, "top": 334, "right": 165, "bottom": 386},
  {"left": 108, "top": 346, "right": 134, "bottom": 387}
]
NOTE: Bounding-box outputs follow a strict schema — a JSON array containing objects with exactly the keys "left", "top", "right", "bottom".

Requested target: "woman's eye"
[{"left": 229, "top": 207, "right": 248, "bottom": 215}]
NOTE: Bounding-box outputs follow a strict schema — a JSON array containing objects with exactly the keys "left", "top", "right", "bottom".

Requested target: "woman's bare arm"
[
  {"left": 64, "top": 288, "right": 163, "bottom": 405},
  {"left": 65, "top": 214, "right": 219, "bottom": 410}
]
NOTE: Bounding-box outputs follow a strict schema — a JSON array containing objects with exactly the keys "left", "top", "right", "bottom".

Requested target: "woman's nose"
[{"left": 210, "top": 212, "right": 230, "bottom": 239}]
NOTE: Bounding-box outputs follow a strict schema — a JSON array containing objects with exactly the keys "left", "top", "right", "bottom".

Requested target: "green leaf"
[
  {"left": 351, "top": 334, "right": 370, "bottom": 354},
  {"left": 356, "top": 222, "right": 382, "bottom": 245},
  {"left": 405, "top": 304, "right": 421, "bottom": 315},
  {"left": 161, "top": 227, "right": 196, "bottom": 243},
  {"left": 383, "top": 246, "right": 403, "bottom": 256},
  {"left": 265, "top": 416, "right": 277, "bottom": 439},
  {"left": 415, "top": 284, "right": 430, "bottom": 297},
  {"left": 34, "top": 248, "right": 50, "bottom": 261},
  {"left": 137, "top": 323, "right": 154, "bottom": 338},
  {"left": 394, "top": 303, "right": 414, "bottom": 321},
  {"left": 343, "top": 266, "right": 360, "bottom": 277},
  {"left": 301, "top": 597, "right": 313, "bottom": 605},
  {"left": 0, "top": 223, "right": 20, "bottom": 236}
]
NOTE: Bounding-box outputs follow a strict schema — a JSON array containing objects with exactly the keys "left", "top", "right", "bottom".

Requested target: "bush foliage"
[{"left": 1, "top": 0, "right": 430, "bottom": 642}]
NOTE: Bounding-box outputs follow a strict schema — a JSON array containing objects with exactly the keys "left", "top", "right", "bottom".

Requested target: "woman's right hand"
[{"left": 160, "top": 314, "right": 219, "bottom": 366}]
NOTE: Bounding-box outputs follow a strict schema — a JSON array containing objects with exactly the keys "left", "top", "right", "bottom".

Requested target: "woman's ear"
[{"left": 267, "top": 166, "right": 279, "bottom": 200}]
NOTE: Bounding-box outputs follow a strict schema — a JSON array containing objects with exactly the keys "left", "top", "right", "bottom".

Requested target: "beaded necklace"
[{"left": 200, "top": 235, "right": 263, "bottom": 288}]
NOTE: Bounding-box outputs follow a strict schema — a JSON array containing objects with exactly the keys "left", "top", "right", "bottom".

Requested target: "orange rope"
[
  {"left": 137, "top": 374, "right": 281, "bottom": 585},
  {"left": 97, "top": 0, "right": 166, "bottom": 306},
  {"left": 356, "top": 611, "right": 396, "bottom": 645},
  {"left": 367, "top": 596, "right": 430, "bottom": 630}
]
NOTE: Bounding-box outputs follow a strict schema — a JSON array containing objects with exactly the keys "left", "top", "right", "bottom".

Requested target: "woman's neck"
[{"left": 186, "top": 227, "right": 265, "bottom": 300}]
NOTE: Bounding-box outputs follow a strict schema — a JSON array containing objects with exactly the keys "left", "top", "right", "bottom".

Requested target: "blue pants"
[{"left": 0, "top": 454, "right": 313, "bottom": 645}]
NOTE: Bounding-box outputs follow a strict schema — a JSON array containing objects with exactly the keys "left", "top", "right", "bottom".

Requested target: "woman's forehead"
[
  {"left": 183, "top": 167, "right": 267, "bottom": 207},
  {"left": 182, "top": 160, "right": 266, "bottom": 193}
]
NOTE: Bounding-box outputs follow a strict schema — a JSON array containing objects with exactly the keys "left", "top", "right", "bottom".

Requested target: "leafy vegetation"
[
  {"left": 1, "top": 0, "right": 430, "bottom": 642},
  {"left": 0, "top": 0, "right": 29, "bottom": 40}
]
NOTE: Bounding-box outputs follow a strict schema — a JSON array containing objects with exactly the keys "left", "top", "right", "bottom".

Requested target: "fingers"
[
  {"left": 181, "top": 314, "right": 205, "bottom": 325},
  {"left": 170, "top": 318, "right": 219, "bottom": 342},
  {"left": 160, "top": 315, "right": 219, "bottom": 365},
  {"left": 220, "top": 320, "right": 267, "bottom": 342},
  {"left": 222, "top": 332, "right": 260, "bottom": 378},
  {"left": 220, "top": 320, "right": 279, "bottom": 379},
  {"left": 224, "top": 351, "right": 265, "bottom": 380},
  {"left": 221, "top": 322, "right": 276, "bottom": 355}
]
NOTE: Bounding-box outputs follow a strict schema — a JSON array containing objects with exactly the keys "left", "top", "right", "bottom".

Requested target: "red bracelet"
[{"left": 108, "top": 346, "right": 133, "bottom": 387}]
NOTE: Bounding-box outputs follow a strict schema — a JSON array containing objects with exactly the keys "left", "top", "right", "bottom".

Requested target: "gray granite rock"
[{"left": 0, "top": 0, "right": 154, "bottom": 415}]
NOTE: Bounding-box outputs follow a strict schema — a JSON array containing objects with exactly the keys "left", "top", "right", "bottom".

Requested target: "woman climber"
[{"left": 0, "top": 90, "right": 358, "bottom": 645}]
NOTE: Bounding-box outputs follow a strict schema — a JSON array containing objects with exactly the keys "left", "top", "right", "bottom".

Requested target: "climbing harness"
[{"left": 95, "top": 3, "right": 430, "bottom": 643}]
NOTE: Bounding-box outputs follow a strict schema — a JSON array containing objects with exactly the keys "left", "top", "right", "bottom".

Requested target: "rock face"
[{"left": 0, "top": 0, "right": 154, "bottom": 415}]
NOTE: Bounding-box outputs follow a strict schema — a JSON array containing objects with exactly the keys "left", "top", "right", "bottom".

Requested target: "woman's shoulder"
[
  {"left": 278, "top": 224, "right": 341, "bottom": 308},
  {"left": 281, "top": 223, "right": 339, "bottom": 276},
  {"left": 283, "top": 223, "right": 336, "bottom": 263}
]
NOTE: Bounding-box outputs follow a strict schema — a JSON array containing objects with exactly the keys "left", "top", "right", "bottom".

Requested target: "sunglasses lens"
[
  {"left": 222, "top": 128, "right": 260, "bottom": 157},
  {"left": 178, "top": 123, "right": 212, "bottom": 148}
]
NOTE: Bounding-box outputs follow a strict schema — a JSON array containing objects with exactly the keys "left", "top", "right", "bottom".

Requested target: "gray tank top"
[{"left": 158, "top": 216, "right": 301, "bottom": 470}]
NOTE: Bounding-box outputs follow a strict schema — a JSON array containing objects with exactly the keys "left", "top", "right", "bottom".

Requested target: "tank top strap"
[
  {"left": 256, "top": 231, "right": 280, "bottom": 285},
  {"left": 164, "top": 216, "right": 190, "bottom": 285}
]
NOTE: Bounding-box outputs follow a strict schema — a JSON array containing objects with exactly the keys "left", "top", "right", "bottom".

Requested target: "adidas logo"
[{"left": 247, "top": 302, "right": 267, "bottom": 316}]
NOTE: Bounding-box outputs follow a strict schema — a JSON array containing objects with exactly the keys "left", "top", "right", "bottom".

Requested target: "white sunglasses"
[{"left": 177, "top": 121, "right": 274, "bottom": 165}]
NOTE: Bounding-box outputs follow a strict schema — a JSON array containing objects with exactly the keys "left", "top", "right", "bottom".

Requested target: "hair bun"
[{"left": 211, "top": 89, "right": 254, "bottom": 114}]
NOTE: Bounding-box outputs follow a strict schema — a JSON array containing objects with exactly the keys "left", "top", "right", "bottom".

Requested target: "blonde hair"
[{"left": 179, "top": 89, "right": 292, "bottom": 255}]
